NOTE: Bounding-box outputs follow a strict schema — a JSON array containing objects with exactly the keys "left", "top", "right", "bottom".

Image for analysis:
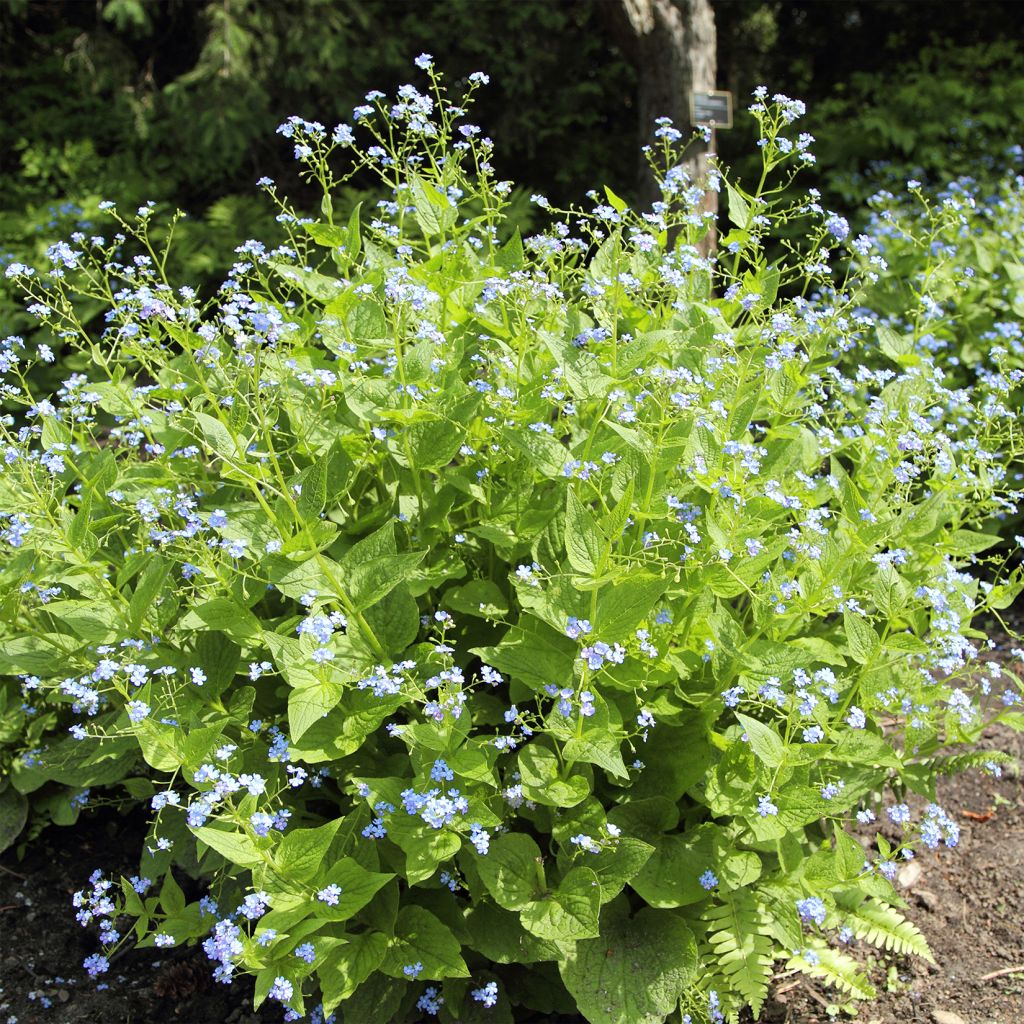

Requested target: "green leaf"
[
  {"left": 593, "top": 573, "right": 667, "bottom": 641},
  {"left": 703, "top": 890, "right": 774, "bottom": 1014},
  {"left": 382, "top": 906, "right": 469, "bottom": 979},
  {"left": 288, "top": 677, "right": 344, "bottom": 742},
  {"left": 0, "top": 787, "right": 28, "bottom": 854},
  {"left": 877, "top": 325, "right": 914, "bottom": 362},
  {"left": 188, "top": 598, "right": 262, "bottom": 640},
  {"left": 629, "top": 826, "right": 717, "bottom": 908},
  {"left": 558, "top": 693, "right": 628, "bottom": 779},
  {"left": 565, "top": 489, "right": 605, "bottom": 576},
  {"left": 603, "top": 185, "right": 629, "bottom": 213},
  {"left": 846, "top": 899, "right": 933, "bottom": 962},
  {"left": 193, "top": 826, "right": 263, "bottom": 869},
  {"left": 834, "top": 828, "right": 868, "bottom": 880},
  {"left": 503, "top": 423, "right": 569, "bottom": 478},
  {"left": 788, "top": 941, "right": 876, "bottom": 1000},
  {"left": 194, "top": 412, "right": 241, "bottom": 462},
  {"left": 410, "top": 174, "right": 458, "bottom": 236},
  {"left": 192, "top": 631, "right": 240, "bottom": 697},
  {"left": 494, "top": 228, "right": 524, "bottom": 271},
  {"left": 445, "top": 579, "right": 509, "bottom": 619},
  {"left": 826, "top": 729, "right": 900, "bottom": 769},
  {"left": 735, "top": 713, "right": 787, "bottom": 768},
  {"left": 312, "top": 858, "right": 394, "bottom": 922},
  {"left": 270, "top": 260, "right": 344, "bottom": 302},
  {"left": 403, "top": 392, "right": 480, "bottom": 470},
  {"left": 346, "top": 551, "right": 427, "bottom": 610},
  {"left": 476, "top": 833, "right": 545, "bottom": 911},
  {"left": 464, "top": 902, "right": 570, "bottom": 964},
  {"left": 519, "top": 867, "right": 601, "bottom": 941},
  {"left": 341, "top": 975, "right": 405, "bottom": 1024},
  {"left": 587, "top": 837, "right": 655, "bottom": 903},
  {"left": 129, "top": 555, "right": 171, "bottom": 630},
  {"left": 719, "top": 850, "right": 762, "bottom": 891},
  {"left": 472, "top": 617, "right": 576, "bottom": 691},
  {"left": 319, "top": 931, "right": 387, "bottom": 1014},
  {"left": 159, "top": 870, "right": 186, "bottom": 915},
  {"left": 304, "top": 222, "right": 347, "bottom": 248},
  {"left": 726, "top": 182, "right": 751, "bottom": 230},
  {"left": 274, "top": 818, "right": 343, "bottom": 883},
  {"left": 362, "top": 583, "right": 420, "bottom": 655},
  {"left": 519, "top": 744, "right": 591, "bottom": 807},
  {"left": 346, "top": 201, "right": 363, "bottom": 261},
  {"left": 298, "top": 453, "right": 330, "bottom": 518},
  {"left": 385, "top": 816, "right": 462, "bottom": 885},
  {"left": 844, "top": 612, "right": 879, "bottom": 665},
  {"left": 291, "top": 690, "right": 403, "bottom": 763},
  {"left": 560, "top": 903, "right": 698, "bottom": 1024}
]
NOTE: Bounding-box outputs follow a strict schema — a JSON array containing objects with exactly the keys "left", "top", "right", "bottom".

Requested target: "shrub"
[{"left": 1, "top": 64, "right": 1022, "bottom": 1023}]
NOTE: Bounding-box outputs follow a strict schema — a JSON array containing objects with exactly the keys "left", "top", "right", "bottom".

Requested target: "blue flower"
[
  {"left": 795, "top": 896, "right": 826, "bottom": 927},
  {"left": 472, "top": 981, "right": 499, "bottom": 1007}
]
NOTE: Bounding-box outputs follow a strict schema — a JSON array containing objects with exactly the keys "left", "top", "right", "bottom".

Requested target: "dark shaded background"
[{"left": 2, "top": 0, "right": 1023, "bottom": 291}]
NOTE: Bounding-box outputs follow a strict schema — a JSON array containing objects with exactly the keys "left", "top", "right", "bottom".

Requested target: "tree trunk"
[{"left": 600, "top": 0, "right": 717, "bottom": 204}]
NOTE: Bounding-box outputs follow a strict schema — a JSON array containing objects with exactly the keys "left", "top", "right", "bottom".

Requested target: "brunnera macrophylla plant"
[
  {"left": 848, "top": 169, "right": 1024, "bottom": 541},
  {"left": 1, "top": 59, "right": 1023, "bottom": 1024}
]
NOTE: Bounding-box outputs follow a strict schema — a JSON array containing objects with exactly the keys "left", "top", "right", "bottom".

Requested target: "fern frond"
[
  {"left": 920, "top": 749, "right": 1014, "bottom": 776},
  {"left": 787, "top": 941, "right": 876, "bottom": 1000},
  {"left": 939, "top": 749, "right": 1013, "bottom": 774},
  {"left": 847, "top": 898, "right": 934, "bottom": 962},
  {"left": 701, "top": 890, "right": 774, "bottom": 1017}
]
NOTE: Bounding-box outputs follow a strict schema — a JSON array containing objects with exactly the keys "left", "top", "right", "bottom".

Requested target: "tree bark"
[{"left": 600, "top": 0, "right": 717, "bottom": 203}]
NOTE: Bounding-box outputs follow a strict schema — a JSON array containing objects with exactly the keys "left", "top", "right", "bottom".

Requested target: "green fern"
[
  {"left": 787, "top": 941, "right": 876, "bottom": 1000},
  {"left": 701, "top": 890, "right": 774, "bottom": 1017},
  {"left": 847, "top": 898, "right": 935, "bottom": 962},
  {"left": 934, "top": 749, "right": 1014, "bottom": 775}
]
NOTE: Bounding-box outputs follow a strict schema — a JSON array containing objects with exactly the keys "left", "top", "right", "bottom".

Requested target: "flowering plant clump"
[{"left": 1, "top": 62, "right": 1023, "bottom": 1023}]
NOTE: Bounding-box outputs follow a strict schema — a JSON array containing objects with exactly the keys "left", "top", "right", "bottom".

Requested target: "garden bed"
[
  {"left": 3, "top": 719, "right": 1021, "bottom": 1024},
  {"left": 762, "top": 722, "right": 1024, "bottom": 1024}
]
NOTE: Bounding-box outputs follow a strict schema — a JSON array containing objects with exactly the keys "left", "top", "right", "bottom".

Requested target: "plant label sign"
[{"left": 691, "top": 90, "right": 733, "bottom": 129}]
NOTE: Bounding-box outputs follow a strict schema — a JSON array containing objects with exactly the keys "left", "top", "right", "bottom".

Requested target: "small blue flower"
[
  {"left": 472, "top": 981, "right": 499, "bottom": 1007},
  {"left": 796, "top": 896, "right": 827, "bottom": 927}
]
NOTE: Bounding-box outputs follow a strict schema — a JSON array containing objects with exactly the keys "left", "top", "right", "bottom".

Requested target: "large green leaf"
[
  {"left": 410, "top": 173, "right": 458, "bottom": 236},
  {"left": 319, "top": 931, "right": 388, "bottom": 1013},
  {"left": 273, "top": 818, "right": 343, "bottom": 882},
  {"left": 629, "top": 825, "right": 718, "bottom": 908},
  {"left": 518, "top": 744, "right": 591, "bottom": 807},
  {"left": 594, "top": 573, "right": 667, "bottom": 641},
  {"left": 565, "top": 489, "right": 605, "bottom": 576},
  {"left": 288, "top": 677, "right": 344, "bottom": 742},
  {"left": 519, "top": 866, "right": 601, "bottom": 941},
  {"left": 0, "top": 787, "right": 28, "bottom": 854},
  {"left": 735, "top": 713, "right": 787, "bottom": 768},
  {"left": 472, "top": 617, "right": 576, "bottom": 691},
  {"left": 476, "top": 832, "right": 545, "bottom": 911},
  {"left": 311, "top": 858, "right": 394, "bottom": 922},
  {"left": 380, "top": 905, "right": 469, "bottom": 980},
  {"left": 193, "top": 825, "right": 263, "bottom": 869},
  {"left": 464, "top": 902, "right": 571, "bottom": 963},
  {"left": 560, "top": 903, "right": 698, "bottom": 1024}
]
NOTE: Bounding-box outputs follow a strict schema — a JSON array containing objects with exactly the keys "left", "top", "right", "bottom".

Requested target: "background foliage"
[{"left": 4, "top": 0, "right": 1024, "bottom": 268}]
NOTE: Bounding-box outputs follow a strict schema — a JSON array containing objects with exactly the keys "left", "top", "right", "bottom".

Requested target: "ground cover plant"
[{"left": 1, "top": 61, "right": 1023, "bottom": 1023}]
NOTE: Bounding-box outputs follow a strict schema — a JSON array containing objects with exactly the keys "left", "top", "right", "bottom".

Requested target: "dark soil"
[{"left": 0, "top": 809, "right": 274, "bottom": 1024}]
